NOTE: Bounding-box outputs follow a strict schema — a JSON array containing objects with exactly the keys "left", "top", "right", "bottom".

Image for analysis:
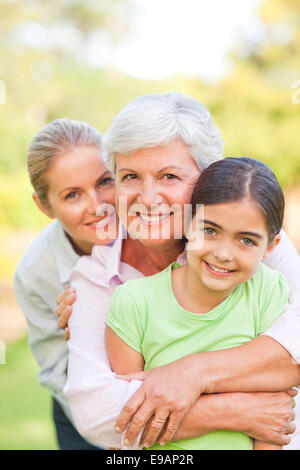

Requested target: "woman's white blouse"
[{"left": 64, "top": 229, "right": 300, "bottom": 450}]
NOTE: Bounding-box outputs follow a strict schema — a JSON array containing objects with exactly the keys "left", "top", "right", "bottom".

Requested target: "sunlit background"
[{"left": 0, "top": 0, "right": 299, "bottom": 450}]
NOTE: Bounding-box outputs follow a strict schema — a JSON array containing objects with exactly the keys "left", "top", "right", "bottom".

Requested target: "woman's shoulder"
[
  {"left": 15, "top": 220, "right": 76, "bottom": 285},
  {"left": 15, "top": 221, "right": 60, "bottom": 273}
]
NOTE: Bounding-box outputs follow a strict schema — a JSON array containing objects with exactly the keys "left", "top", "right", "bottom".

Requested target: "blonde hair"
[{"left": 27, "top": 118, "right": 102, "bottom": 206}]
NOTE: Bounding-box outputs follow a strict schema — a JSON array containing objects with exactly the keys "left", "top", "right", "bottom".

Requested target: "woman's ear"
[
  {"left": 32, "top": 192, "right": 55, "bottom": 219},
  {"left": 263, "top": 233, "right": 281, "bottom": 260}
]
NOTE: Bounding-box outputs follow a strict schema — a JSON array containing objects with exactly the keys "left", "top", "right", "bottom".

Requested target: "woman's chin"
[{"left": 130, "top": 233, "right": 184, "bottom": 249}]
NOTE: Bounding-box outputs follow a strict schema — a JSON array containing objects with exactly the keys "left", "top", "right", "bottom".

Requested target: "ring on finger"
[{"left": 153, "top": 415, "right": 169, "bottom": 424}]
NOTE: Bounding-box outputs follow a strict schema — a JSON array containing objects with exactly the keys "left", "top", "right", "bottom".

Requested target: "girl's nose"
[{"left": 213, "top": 244, "right": 234, "bottom": 263}]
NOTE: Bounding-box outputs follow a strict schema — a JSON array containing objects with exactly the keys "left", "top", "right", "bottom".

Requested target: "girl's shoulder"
[
  {"left": 117, "top": 262, "right": 174, "bottom": 299},
  {"left": 252, "top": 262, "right": 288, "bottom": 287},
  {"left": 248, "top": 263, "right": 289, "bottom": 310}
]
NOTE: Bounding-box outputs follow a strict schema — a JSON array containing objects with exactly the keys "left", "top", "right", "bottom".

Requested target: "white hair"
[
  {"left": 103, "top": 92, "right": 224, "bottom": 173},
  {"left": 27, "top": 118, "right": 102, "bottom": 205}
]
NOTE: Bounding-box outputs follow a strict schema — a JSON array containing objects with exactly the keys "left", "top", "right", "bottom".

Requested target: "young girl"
[
  {"left": 14, "top": 118, "right": 117, "bottom": 449},
  {"left": 105, "top": 156, "right": 289, "bottom": 450}
]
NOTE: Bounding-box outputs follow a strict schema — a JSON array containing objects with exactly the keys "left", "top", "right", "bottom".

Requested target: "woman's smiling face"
[
  {"left": 186, "top": 197, "right": 280, "bottom": 296},
  {"left": 114, "top": 140, "right": 200, "bottom": 248},
  {"left": 35, "top": 145, "right": 117, "bottom": 254}
]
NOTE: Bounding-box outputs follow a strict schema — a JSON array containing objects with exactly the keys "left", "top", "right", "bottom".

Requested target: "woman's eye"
[
  {"left": 98, "top": 177, "right": 114, "bottom": 187},
  {"left": 240, "top": 237, "right": 255, "bottom": 246},
  {"left": 65, "top": 191, "right": 78, "bottom": 200},
  {"left": 121, "top": 173, "right": 136, "bottom": 181},
  {"left": 203, "top": 227, "right": 216, "bottom": 236},
  {"left": 162, "top": 173, "right": 178, "bottom": 180}
]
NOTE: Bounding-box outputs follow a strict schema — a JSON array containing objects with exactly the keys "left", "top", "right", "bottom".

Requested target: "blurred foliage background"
[{"left": 0, "top": 0, "right": 299, "bottom": 450}]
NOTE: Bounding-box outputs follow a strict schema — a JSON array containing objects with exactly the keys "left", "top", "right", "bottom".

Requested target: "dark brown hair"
[{"left": 191, "top": 157, "right": 284, "bottom": 242}]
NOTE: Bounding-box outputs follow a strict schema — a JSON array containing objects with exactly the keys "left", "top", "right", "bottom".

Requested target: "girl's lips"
[{"left": 204, "top": 260, "right": 236, "bottom": 277}]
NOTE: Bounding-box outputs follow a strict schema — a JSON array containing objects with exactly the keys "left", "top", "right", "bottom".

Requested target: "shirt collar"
[
  {"left": 96, "top": 224, "right": 188, "bottom": 286},
  {"left": 105, "top": 224, "right": 127, "bottom": 284},
  {"left": 49, "top": 221, "right": 80, "bottom": 284},
  {"left": 89, "top": 223, "right": 127, "bottom": 286}
]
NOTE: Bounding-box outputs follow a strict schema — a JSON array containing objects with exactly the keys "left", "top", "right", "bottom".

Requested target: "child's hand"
[{"left": 56, "top": 285, "right": 77, "bottom": 340}]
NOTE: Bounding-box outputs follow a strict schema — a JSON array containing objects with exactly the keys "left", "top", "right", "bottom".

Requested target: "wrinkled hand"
[
  {"left": 115, "top": 355, "right": 206, "bottom": 447},
  {"left": 243, "top": 389, "right": 297, "bottom": 446},
  {"left": 56, "top": 285, "right": 76, "bottom": 340}
]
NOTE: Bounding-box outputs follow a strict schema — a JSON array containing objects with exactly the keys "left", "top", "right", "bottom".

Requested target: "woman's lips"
[
  {"left": 137, "top": 212, "right": 173, "bottom": 226},
  {"left": 85, "top": 213, "right": 112, "bottom": 229},
  {"left": 204, "top": 260, "right": 236, "bottom": 277}
]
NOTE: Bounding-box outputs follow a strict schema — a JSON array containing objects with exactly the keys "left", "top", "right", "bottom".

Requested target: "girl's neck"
[
  {"left": 121, "top": 236, "right": 185, "bottom": 276},
  {"left": 173, "top": 265, "right": 233, "bottom": 314}
]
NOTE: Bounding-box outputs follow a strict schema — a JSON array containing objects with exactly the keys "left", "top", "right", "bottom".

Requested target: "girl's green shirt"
[{"left": 106, "top": 262, "right": 289, "bottom": 450}]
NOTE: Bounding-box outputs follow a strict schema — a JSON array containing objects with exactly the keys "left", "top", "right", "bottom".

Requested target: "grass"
[{"left": 0, "top": 335, "right": 58, "bottom": 450}]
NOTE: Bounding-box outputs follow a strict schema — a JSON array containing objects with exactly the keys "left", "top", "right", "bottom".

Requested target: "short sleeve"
[
  {"left": 105, "top": 285, "right": 145, "bottom": 353},
  {"left": 258, "top": 272, "right": 289, "bottom": 335}
]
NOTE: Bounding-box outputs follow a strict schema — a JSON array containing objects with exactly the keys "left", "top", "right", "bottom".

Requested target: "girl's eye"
[
  {"left": 203, "top": 227, "right": 216, "bottom": 236},
  {"left": 98, "top": 177, "right": 114, "bottom": 187},
  {"left": 65, "top": 191, "right": 78, "bottom": 200},
  {"left": 240, "top": 237, "right": 255, "bottom": 246}
]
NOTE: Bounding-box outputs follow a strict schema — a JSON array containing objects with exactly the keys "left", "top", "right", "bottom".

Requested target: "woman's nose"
[
  {"left": 87, "top": 191, "right": 103, "bottom": 214},
  {"left": 136, "top": 181, "right": 163, "bottom": 207}
]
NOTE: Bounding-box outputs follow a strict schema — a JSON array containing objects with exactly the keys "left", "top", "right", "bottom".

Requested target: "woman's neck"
[
  {"left": 121, "top": 237, "right": 185, "bottom": 276},
  {"left": 65, "top": 232, "right": 92, "bottom": 256},
  {"left": 173, "top": 265, "right": 233, "bottom": 314}
]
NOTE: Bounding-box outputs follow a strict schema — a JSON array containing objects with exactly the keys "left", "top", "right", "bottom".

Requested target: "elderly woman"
[{"left": 61, "top": 93, "right": 300, "bottom": 450}]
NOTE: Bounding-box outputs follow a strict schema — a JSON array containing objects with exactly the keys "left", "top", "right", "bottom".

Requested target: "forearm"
[
  {"left": 173, "top": 390, "right": 296, "bottom": 447},
  {"left": 65, "top": 332, "right": 144, "bottom": 448},
  {"left": 254, "top": 441, "right": 281, "bottom": 450},
  {"left": 173, "top": 393, "right": 246, "bottom": 441},
  {"left": 194, "top": 336, "right": 300, "bottom": 395}
]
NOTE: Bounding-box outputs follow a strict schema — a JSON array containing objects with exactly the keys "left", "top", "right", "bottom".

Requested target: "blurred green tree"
[
  {"left": 0, "top": 0, "right": 134, "bottom": 172},
  {"left": 0, "top": 0, "right": 299, "bottom": 231},
  {"left": 214, "top": 0, "right": 300, "bottom": 186}
]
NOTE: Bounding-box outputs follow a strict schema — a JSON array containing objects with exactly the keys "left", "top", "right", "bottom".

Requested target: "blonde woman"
[{"left": 14, "top": 119, "right": 117, "bottom": 449}]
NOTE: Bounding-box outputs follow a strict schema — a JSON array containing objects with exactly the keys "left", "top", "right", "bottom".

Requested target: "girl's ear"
[
  {"left": 263, "top": 233, "right": 281, "bottom": 260},
  {"left": 32, "top": 192, "right": 55, "bottom": 219}
]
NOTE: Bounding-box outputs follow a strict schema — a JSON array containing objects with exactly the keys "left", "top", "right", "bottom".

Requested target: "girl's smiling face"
[
  {"left": 33, "top": 145, "right": 117, "bottom": 254},
  {"left": 186, "top": 197, "right": 281, "bottom": 296}
]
